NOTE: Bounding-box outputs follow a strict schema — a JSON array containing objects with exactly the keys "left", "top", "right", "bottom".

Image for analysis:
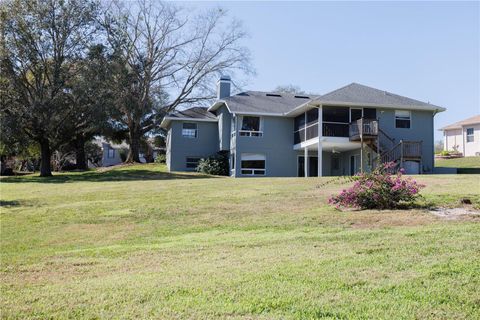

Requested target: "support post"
[
  {"left": 360, "top": 118, "right": 364, "bottom": 173},
  {"left": 304, "top": 146, "right": 308, "bottom": 178},
  {"left": 400, "top": 139, "right": 404, "bottom": 170},
  {"left": 318, "top": 105, "right": 323, "bottom": 177}
]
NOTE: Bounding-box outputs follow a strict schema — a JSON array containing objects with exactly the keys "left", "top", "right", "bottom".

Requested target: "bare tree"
[
  {"left": 274, "top": 85, "right": 306, "bottom": 95},
  {"left": 273, "top": 85, "right": 320, "bottom": 96},
  {"left": 103, "top": 0, "right": 252, "bottom": 162},
  {"left": 1, "top": 0, "right": 100, "bottom": 176}
]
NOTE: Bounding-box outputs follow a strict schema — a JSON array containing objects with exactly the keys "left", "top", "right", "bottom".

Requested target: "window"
[
  {"left": 107, "top": 148, "right": 115, "bottom": 158},
  {"left": 395, "top": 110, "right": 411, "bottom": 128},
  {"left": 231, "top": 153, "right": 235, "bottom": 170},
  {"left": 186, "top": 157, "right": 201, "bottom": 169},
  {"left": 467, "top": 128, "right": 474, "bottom": 143},
  {"left": 182, "top": 123, "right": 197, "bottom": 138},
  {"left": 241, "top": 153, "right": 265, "bottom": 175},
  {"left": 240, "top": 116, "right": 262, "bottom": 137}
]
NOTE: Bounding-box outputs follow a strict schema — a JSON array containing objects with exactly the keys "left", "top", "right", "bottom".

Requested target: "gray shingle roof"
[
  {"left": 217, "top": 91, "right": 318, "bottom": 114},
  {"left": 314, "top": 83, "right": 442, "bottom": 110},
  {"left": 160, "top": 107, "right": 217, "bottom": 129},
  {"left": 167, "top": 107, "right": 217, "bottom": 120},
  {"left": 209, "top": 83, "right": 443, "bottom": 115}
]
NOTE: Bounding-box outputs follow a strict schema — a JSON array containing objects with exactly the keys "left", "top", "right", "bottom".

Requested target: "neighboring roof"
[
  {"left": 208, "top": 83, "right": 445, "bottom": 116},
  {"left": 311, "top": 83, "right": 445, "bottom": 112},
  {"left": 209, "top": 91, "right": 318, "bottom": 115},
  {"left": 160, "top": 107, "right": 217, "bottom": 129},
  {"left": 440, "top": 115, "right": 480, "bottom": 131}
]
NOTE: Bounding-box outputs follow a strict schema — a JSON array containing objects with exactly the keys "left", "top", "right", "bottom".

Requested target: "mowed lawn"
[
  {"left": 435, "top": 156, "right": 480, "bottom": 168},
  {"left": 1, "top": 165, "right": 479, "bottom": 319}
]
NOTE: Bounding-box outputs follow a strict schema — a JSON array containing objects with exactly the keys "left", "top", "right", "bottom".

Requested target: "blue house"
[{"left": 160, "top": 76, "right": 446, "bottom": 177}]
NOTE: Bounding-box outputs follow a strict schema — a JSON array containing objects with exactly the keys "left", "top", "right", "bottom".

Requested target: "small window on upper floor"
[
  {"left": 239, "top": 116, "right": 263, "bottom": 137},
  {"left": 182, "top": 123, "right": 197, "bottom": 138},
  {"left": 395, "top": 110, "right": 411, "bottom": 129},
  {"left": 466, "top": 128, "right": 474, "bottom": 143},
  {"left": 107, "top": 148, "right": 115, "bottom": 159}
]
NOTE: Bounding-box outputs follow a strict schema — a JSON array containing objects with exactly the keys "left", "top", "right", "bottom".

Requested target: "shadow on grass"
[
  {"left": 0, "top": 200, "right": 21, "bottom": 207},
  {"left": 0, "top": 169, "right": 217, "bottom": 184}
]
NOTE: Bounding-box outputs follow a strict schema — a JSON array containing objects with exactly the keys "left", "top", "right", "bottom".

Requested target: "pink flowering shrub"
[{"left": 329, "top": 162, "right": 425, "bottom": 210}]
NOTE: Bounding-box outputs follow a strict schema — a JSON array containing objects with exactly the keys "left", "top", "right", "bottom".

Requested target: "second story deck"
[{"left": 294, "top": 105, "right": 380, "bottom": 144}]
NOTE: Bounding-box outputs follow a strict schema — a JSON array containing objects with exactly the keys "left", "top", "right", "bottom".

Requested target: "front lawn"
[{"left": 1, "top": 164, "right": 479, "bottom": 319}]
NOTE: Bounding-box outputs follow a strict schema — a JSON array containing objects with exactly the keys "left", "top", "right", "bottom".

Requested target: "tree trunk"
[
  {"left": 75, "top": 135, "right": 87, "bottom": 170},
  {"left": 39, "top": 139, "right": 52, "bottom": 177},
  {"left": 126, "top": 129, "right": 141, "bottom": 163}
]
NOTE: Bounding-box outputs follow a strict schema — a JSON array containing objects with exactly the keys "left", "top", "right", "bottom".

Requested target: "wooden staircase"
[{"left": 349, "top": 118, "right": 423, "bottom": 172}]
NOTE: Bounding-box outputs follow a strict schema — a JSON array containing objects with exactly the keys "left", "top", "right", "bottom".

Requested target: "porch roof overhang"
[
  {"left": 293, "top": 136, "right": 360, "bottom": 152},
  {"left": 286, "top": 101, "right": 446, "bottom": 118}
]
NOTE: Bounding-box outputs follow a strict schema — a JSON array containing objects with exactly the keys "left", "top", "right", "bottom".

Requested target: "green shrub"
[
  {"left": 196, "top": 151, "right": 229, "bottom": 176},
  {"left": 440, "top": 150, "right": 450, "bottom": 156},
  {"left": 155, "top": 153, "right": 166, "bottom": 164}
]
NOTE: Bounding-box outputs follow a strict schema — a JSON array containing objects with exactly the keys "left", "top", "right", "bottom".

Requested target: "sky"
[{"left": 186, "top": 1, "right": 479, "bottom": 141}]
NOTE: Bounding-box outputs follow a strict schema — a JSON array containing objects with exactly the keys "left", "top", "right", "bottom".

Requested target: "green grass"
[
  {"left": 1, "top": 164, "right": 479, "bottom": 319},
  {"left": 435, "top": 156, "right": 480, "bottom": 168}
]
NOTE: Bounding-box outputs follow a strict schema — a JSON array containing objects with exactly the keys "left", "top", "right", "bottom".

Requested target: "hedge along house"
[{"left": 160, "top": 76, "right": 446, "bottom": 177}]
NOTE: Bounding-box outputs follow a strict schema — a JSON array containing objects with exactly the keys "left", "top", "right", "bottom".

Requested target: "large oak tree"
[
  {"left": 103, "top": 0, "right": 252, "bottom": 162},
  {"left": 1, "top": 0, "right": 100, "bottom": 176}
]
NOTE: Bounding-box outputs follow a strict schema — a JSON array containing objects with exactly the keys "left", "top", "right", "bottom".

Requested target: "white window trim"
[
  {"left": 466, "top": 127, "right": 474, "bottom": 143},
  {"left": 240, "top": 153, "right": 266, "bottom": 176},
  {"left": 394, "top": 110, "right": 412, "bottom": 129},
  {"left": 239, "top": 116, "right": 263, "bottom": 137},
  {"left": 182, "top": 122, "right": 198, "bottom": 138}
]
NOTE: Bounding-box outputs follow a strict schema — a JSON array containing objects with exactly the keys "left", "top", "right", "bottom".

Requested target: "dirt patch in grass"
[{"left": 429, "top": 206, "right": 480, "bottom": 220}]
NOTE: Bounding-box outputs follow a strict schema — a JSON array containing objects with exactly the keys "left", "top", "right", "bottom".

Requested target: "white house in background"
[
  {"left": 90, "top": 138, "right": 129, "bottom": 167},
  {"left": 89, "top": 137, "right": 165, "bottom": 167},
  {"left": 440, "top": 115, "right": 480, "bottom": 156}
]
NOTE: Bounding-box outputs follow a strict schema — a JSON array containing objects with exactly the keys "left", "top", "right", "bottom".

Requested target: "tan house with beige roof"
[{"left": 440, "top": 115, "right": 480, "bottom": 157}]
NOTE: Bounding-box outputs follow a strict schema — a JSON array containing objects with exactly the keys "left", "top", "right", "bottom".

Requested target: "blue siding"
[
  {"left": 377, "top": 109, "right": 435, "bottom": 173},
  {"left": 216, "top": 105, "right": 231, "bottom": 151},
  {"left": 166, "top": 106, "right": 437, "bottom": 176},
  {"left": 234, "top": 116, "right": 297, "bottom": 177},
  {"left": 167, "top": 121, "right": 219, "bottom": 171}
]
